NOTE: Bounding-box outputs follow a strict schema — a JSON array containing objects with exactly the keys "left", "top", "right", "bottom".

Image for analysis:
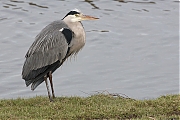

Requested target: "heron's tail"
[
  {"left": 25, "top": 80, "right": 32, "bottom": 87},
  {"left": 24, "top": 60, "right": 62, "bottom": 91},
  {"left": 25, "top": 77, "right": 44, "bottom": 91},
  {"left": 31, "top": 77, "right": 44, "bottom": 90}
]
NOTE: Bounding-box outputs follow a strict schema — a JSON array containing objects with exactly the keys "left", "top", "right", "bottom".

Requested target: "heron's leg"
[
  {"left": 49, "top": 71, "right": 55, "bottom": 98},
  {"left": 44, "top": 75, "right": 53, "bottom": 102}
]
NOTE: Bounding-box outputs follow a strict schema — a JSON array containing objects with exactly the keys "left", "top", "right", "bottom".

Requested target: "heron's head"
[{"left": 62, "top": 8, "right": 99, "bottom": 22}]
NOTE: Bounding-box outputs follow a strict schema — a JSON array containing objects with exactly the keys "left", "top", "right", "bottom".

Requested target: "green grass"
[{"left": 0, "top": 94, "right": 179, "bottom": 120}]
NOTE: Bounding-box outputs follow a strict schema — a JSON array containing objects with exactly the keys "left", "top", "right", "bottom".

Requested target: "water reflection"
[
  {"left": 3, "top": 6, "right": 9, "bottom": 8},
  {"left": 173, "top": 1, "right": 180, "bottom": 2},
  {"left": 4, "top": 3, "right": 17, "bottom": 7},
  {"left": 83, "top": 0, "right": 99, "bottom": 9},
  {"left": 2, "top": 0, "right": 159, "bottom": 11},
  {"left": 89, "top": 30, "right": 109, "bottom": 32},
  {"left": 132, "top": 8, "right": 149, "bottom": 12},
  {"left": 2, "top": 0, "right": 48, "bottom": 10},
  {"left": 0, "top": 18, "right": 7, "bottom": 21},
  {"left": 10, "top": 0, "right": 24, "bottom": 3},
  {"left": 114, "top": 0, "right": 156, "bottom": 4},
  {"left": 28, "top": 2, "right": 48, "bottom": 8}
]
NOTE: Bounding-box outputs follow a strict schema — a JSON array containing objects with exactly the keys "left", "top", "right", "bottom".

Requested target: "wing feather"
[{"left": 22, "top": 20, "right": 71, "bottom": 80}]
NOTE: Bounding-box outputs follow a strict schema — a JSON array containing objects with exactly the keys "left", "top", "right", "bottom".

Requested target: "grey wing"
[{"left": 22, "top": 20, "right": 70, "bottom": 81}]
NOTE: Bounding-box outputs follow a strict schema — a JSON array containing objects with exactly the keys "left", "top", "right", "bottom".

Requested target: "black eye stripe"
[{"left": 62, "top": 11, "right": 80, "bottom": 20}]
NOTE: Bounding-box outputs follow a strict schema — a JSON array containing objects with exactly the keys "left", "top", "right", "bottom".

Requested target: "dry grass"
[{"left": 0, "top": 94, "right": 179, "bottom": 119}]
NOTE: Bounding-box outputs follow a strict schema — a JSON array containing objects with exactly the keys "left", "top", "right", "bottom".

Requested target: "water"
[{"left": 0, "top": 0, "right": 179, "bottom": 99}]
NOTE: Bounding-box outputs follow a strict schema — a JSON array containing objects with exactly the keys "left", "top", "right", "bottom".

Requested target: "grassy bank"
[{"left": 0, "top": 94, "right": 179, "bottom": 119}]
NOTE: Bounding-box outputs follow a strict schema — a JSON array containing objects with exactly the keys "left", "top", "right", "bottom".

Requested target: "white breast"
[
  {"left": 69, "top": 23, "right": 85, "bottom": 54},
  {"left": 63, "top": 17, "right": 86, "bottom": 56}
]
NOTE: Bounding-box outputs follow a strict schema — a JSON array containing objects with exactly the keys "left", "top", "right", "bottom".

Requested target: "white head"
[
  {"left": 62, "top": 8, "right": 99, "bottom": 22},
  {"left": 72, "top": 8, "right": 81, "bottom": 13}
]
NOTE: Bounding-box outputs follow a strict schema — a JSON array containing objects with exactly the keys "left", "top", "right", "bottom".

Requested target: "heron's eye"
[{"left": 75, "top": 14, "right": 79, "bottom": 17}]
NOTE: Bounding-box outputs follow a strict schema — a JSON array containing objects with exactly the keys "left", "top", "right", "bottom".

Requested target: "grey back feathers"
[{"left": 22, "top": 20, "right": 73, "bottom": 87}]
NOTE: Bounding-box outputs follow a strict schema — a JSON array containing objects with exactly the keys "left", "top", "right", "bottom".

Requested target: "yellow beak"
[{"left": 80, "top": 14, "right": 99, "bottom": 20}]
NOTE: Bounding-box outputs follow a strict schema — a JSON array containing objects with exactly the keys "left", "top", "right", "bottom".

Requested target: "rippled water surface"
[{"left": 0, "top": 0, "right": 179, "bottom": 99}]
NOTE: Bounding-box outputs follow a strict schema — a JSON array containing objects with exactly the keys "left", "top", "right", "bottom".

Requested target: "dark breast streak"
[{"left": 61, "top": 28, "right": 73, "bottom": 45}]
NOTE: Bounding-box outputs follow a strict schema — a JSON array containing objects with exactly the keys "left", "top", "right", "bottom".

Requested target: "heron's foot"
[
  {"left": 48, "top": 94, "right": 55, "bottom": 102},
  {"left": 52, "top": 94, "right": 55, "bottom": 99},
  {"left": 49, "top": 97, "right": 53, "bottom": 102},
  {"left": 52, "top": 91, "right": 55, "bottom": 98}
]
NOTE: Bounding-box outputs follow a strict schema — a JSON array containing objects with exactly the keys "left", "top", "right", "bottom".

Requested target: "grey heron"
[{"left": 22, "top": 9, "right": 98, "bottom": 101}]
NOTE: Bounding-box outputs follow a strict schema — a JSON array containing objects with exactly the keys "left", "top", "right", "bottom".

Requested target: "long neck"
[{"left": 63, "top": 19, "right": 86, "bottom": 56}]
